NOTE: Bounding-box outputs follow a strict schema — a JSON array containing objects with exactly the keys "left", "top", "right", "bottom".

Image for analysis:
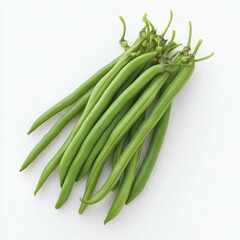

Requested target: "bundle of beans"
[{"left": 20, "top": 11, "right": 213, "bottom": 224}]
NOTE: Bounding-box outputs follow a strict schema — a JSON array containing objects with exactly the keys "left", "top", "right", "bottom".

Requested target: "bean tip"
[
  {"left": 103, "top": 219, "right": 109, "bottom": 225},
  {"left": 34, "top": 187, "right": 39, "bottom": 196},
  {"left": 78, "top": 203, "right": 86, "bottom": 214},
  {"left": 19, "top": 166, "right": 25, "bottom": 172},
  {"left": 55, "top": 201, "right": 62, "bottom": 209},
  {"left": 27, "top": 125, "right": 35, "bottom": 135},
  {"left": 27, "top": 130, "right": 32, "bottom": 135}
]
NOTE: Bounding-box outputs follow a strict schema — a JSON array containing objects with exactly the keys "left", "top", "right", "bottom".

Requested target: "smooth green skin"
[
  {"left": 111, "top": 133, "right": 129, "bottom": 192},
  {"left": 112, "top": 134, "right": 128, "bottom": 167},
  {"left": 55, "top": 65, "right": 167, "bottom": 209},
  {"left": 52, "top": 38, "right": 142, "bottom": 179},
  {"left": 126, "top": 106, "right": 171, "bottom": 204},
  {"left": 57, "top": 57, "right": 131, "bottom": 185},
  {"left": 20, "top": 90, "right": 91, "bottom": 172},
  {"left": 33, "top": 46, "right": 155, "bottom": 194},
  {"left": 76, "top": 101, "right": 132, "bottom": 181},
  {"left": 79, "top": 71, "right": 170, "bottom": 213},
  {"left": 24, "top": 49, "right": 132, "bottom": 171},
  {"left": 78, "top": 62, "right": 153, "bottom": 185},
  {"left": 104, "top": 113, "right": 145, "bottom": 224},
  {"left": 59, "top": 51, "right": 157, "bottom": 186},
  {"left": 80, "top": 64, "right": 195, "bottom": 205},
  {"left": 35, "top": 43, "right": 145, "bottom": 192},
  {"left": 27, "top": 56, "right": 120, "bottom": 134},
  {"left": 75, "top": 65, "right": 147, "bottom": 182},
  {"left": 126, "top": 59, "right": 183, "bottom": 203}
]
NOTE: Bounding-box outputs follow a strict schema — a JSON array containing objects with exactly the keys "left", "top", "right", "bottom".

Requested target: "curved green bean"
[
  {"left": 104, "top": 112, "right": 145, "bottom": 224},
  {"left": 55, "top": 65, "right": 168, "bottom": 209},
  {"left": 27, "top": 56, "right": 120, "bottom": 134},
  {"left": 125, "top": 60, "right": 183, "bottom": 203},
  {"left": 80, "top": 64, "right": 195, "bottom": 205},
  {"left": 76, "top": 64, "right": 149, "bottom": 182},
  {"left": 111, "top": 133, "right": 129, "bottom": 192},
  {"left": 79, "top": 71, "right": 170, "bottom": 213},
  {"left": 126, "top": 106, "right": 171, "bottom": 204},
  {"left": 76, "top": 101, "right": 132, "bottom": 181},
  {"left": 34, "top": 42, "right": 145, "bottom": 193},
  {"left": 34, "top": 151, "right": 61, "bottom": 195},
  {"left": 59, "top": 51, "right": 157, "bottom": 185},
  {"left": 33, "top": 38, "right": 144, "bottom": 188},
  {"left": 112, "top": 134, "right": 128, "bottom": 172},
  {"left": 20, "top": 90, "right": 91, "bottom": 171}
]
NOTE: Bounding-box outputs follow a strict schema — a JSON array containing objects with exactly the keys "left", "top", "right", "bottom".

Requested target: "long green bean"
[
  {"left": 27, "top": 56, "right": 120, "bottom": 134},
  {"left": 79, "top": 71, "right": 170, "bottom": 213},
  {"left": 59, "top": 51, "right": 157, "bottom": 185},
  {"left": 56, "top": 67, "right": 169, "bottom": 209},
  {"left": 104, "top": 112, "right": 146, "bottom": 224},
  {"left": 127, "top": 106, "right": 171, "bottom": 204},
  {"left": 75, "top": 101, "right": 132, "bottom": 181},
  {"left": 76, "top": 64, "right": 150, "bottom": 182},
  {"left": 80, "top": 64, "right": 195, "bottom": 205},
  {"left": 20, "top": 90, "right": 91, "bottom": 171},
  {"left": 125, "top": 22, "right": 196, "bottom": 203}
]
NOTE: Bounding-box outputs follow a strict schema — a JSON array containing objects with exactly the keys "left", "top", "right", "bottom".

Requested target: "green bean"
[
  {"left": 33, "top": 37, "right": 143, "bottom": 188},
  {"left": 79, "top": 44, "right": 177, "bottom": 210},
  {"left": 79, "top": 62, "right": 153, "bottom": 186},
  {"left": 82, "top": 37, "right": 144, "bottom": 116},
  {"left": 112, "top": 134, "right": 128, "bottom": 173},
  {"left": 80, "top": 64, "right": 195, "bottom": 205},
  {"left": 58, "top": 37, "right": 156, "bottom": 186},
  {"left": 110, "top": 89, "right": 151, "bottom": 192},
  {"left": 75, "top": 101, "right": 132, "bottom": 181},
  {"left": 35, "top": 44, "right": 146, "bottom": 193},
  {"left": 34, "top": 151, "right": 61, "bottom": 195},
  {"left": 34, "top": 115, "right": 81, "bottom": 192},
  {"left": 104, "top": 112, "right": 145, "bottom": 224},
  {"left": 111, "top": 133, "right": 129, "bottom": 192},
  {"left": 122, "top": 60, "right": 181, "bottom": 201},
  {"left": 20, "top": 90, "right": 91, "bottom": 171},
  {"left": 59, "top": 51, "right": 157, "bottom": 185},
  {"left": 126, "top": 106, "right": 171, "bottom": 204},
  {"left": 27, "top": 56, "right": 120, "bottom": 134},
  {"left": 75, "top": 64, "right": 148, "bottom": 182},
  {"left": 124, "top": 63, "right": 182, "bottom": 201},
  {"left": 55, "top": 65, "right": 168, "bottom": 209},
  {"left": 27, "top": 40, "right": 143, "bottom": 175},
  {"left": 79, "top": 71, "right": 170, "bottom": 213},
  {"left": 126, "top": 24, "right": 195, "bottom": 203}
]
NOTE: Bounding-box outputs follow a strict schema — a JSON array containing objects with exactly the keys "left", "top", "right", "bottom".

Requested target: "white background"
[{"left": 1, "top": 0, "right": 240, "bottom": 239}]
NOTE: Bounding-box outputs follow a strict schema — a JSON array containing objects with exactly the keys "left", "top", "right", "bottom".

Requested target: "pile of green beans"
[{"left": 20, "top": 11, "right": 213, "bottom": 224}]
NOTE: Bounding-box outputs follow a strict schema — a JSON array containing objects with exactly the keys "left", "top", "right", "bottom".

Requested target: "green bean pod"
[
  {"left": 80, "top": 64, "right": 195, "bottom": 205},
  {"left": 59, "top": 51, "right": 158, "bottom": 185},
  {"left": 33, "top": 38, "right": 143, "bottom": 187},
  {"left": 34, "top": 152, "right": 62, "bottom": 195},
  {"left": 104, "top": 112, "right": 145, "bottom": 224},
  {"left": 76, "top": 65, "right": 149, "bottom": 182},
  {"left": 79, "top": 71, "right": 170, "bottom": 213},
  {"left": 76, "top": 101, "right": 132, "bottom": 181},
  {"left": 125, "top": 57, "right": 184, "bottom": 203},
  {"left": 55, "top": 66, "right": 169, "bottom": 209},
  {"left": 126, "top": 106, "right": 171, "bottom": 204},
  {"left": 112, "top": 134, "right": 128, "bottom": 168},
  {"left": 20, "top": 90, "right": 91, "bottom": 171},
  {"left": 111, "top": 133, "right": 129, "bottom": 191},
  {"left": 34, "top": 49, "right": 148, "bottom": 192},
  {"left": 56, "top": 59, "right": 131, "bottom": 179},
  {"left": 27, "top": 56, "right": 120, "bottom": 134}
]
